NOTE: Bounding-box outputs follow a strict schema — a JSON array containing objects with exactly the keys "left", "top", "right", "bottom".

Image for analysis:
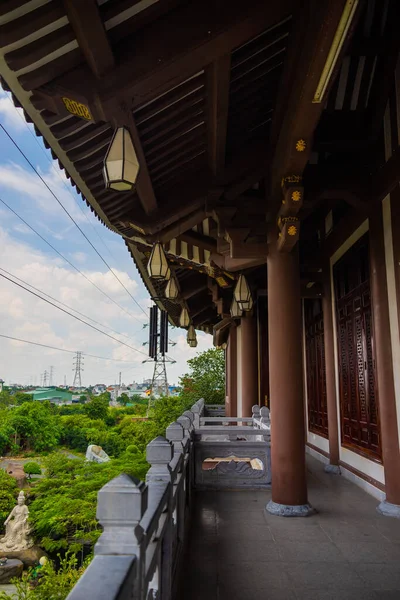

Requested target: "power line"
[
  {"left": 0, "top": 272, "right": 148, "bottom": 357},
  {"left": 0, "top": 266, "right": 142, "bottom": 343},
  {"left": 0, "top": 122, "right": 148, "bottom": 317},
  {"left": 0, "top": 196, "right": 144, "bottom": 324},
  {"left": 0, "top": 333, "right": 142, "bottom": 363}
]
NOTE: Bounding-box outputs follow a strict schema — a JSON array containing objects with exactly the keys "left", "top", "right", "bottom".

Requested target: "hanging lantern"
[
  {"left": 234, "top": 274, "right": 253, "bottom": 311},
  {"left": 179, "top": 307, "right": 190, "bottom": 328},
  {"left": 188, "top": 338, "right": 198, "bottom": 348},
  {"left": 103, "top": 127, "right": 139, "bottom": 191},
  {"left": 147, "top": 242, "right": 169, "bottom": 280},
  {"left": 165, "top": 276, "right": 179, "bottom": 300},
  {"left": 230, "top": 297, "right": 243, "bottom": 318},
  {"left": 187, "top": 325, "right": 197, "bottom": 344}
]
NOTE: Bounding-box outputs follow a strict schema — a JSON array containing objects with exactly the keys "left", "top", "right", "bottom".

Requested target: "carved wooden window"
[
  {"left": 304, "top": 299, "right": 328, "bottom": 438},
  {"left": 333, "top": 234, "right": 381, "bottom": 460}
]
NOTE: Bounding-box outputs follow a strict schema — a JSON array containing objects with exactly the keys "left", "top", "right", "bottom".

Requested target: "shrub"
[
  {"left": 0, "top": 469, "right": 18, "bottom": 529},
  {"left": 24, "top": 462, "right": 42, "bottom": 479}
]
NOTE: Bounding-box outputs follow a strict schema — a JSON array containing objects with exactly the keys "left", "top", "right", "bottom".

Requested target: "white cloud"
[
  {"left": 0, "top": 93, "right": 26, "bottom": 132},
  {"left": 0, "top": 226, "right": 213, "bottom": 386},
  {"left": 0, "top": 162, "right": 87, "bottom": 224}
]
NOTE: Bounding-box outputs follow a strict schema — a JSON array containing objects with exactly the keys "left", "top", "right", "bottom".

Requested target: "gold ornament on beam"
[{"left": 295, "top": 139, "right": 306, "bottom": 152}]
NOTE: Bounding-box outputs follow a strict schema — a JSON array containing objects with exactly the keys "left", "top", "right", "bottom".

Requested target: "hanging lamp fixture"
[
  {"left": 147, "top": 242, "right": 169, "bottom": 280},
  {"left": 187, "top": 324, "right": 197, "bottom": 344},
  {"left": 230, "top": 297, "right": 243, "bottom": 318},
  {"left": 188, "top": 339, "right": 198, "bottom": 348},
  {"left": 103, "top": 127, "right": 139, "bottom": 191},
  {"left": 165, "top": 276, "right": 179, "bottom": 300},
  {"left": 179, "top": 307, "right": 190, "bottom": 328},
  {"left": 234, "top": 274, "right": 253, "bottom": 311}
]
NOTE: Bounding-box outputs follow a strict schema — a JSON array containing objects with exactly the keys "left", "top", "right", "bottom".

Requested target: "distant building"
[
  {"left": 92, "top": 384, "right": 107, "bottom": 396},
  {"left": 24, "top": 387, "right": 77, "bottom": 405}
]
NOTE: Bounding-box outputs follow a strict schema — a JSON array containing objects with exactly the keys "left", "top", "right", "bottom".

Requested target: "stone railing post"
[
  {"left": 146, "top": 437, "right": 173, "bottom": 600},
  {"left": 252, "top": 405, "right": 261, "bottom": 422},
  {"left": 95, "top": 474, "right": 148, "bottom": 598},
  {"left": 146, "top": 436, "right": 173, "bottom": 484},
  {"left": 166, "top": 421, "right": 186, "bottom": 455},
  {"left": 179, "top": 411, "right": 195, "bottom": 495},
  {"left": 260, "top": 406, "right": 270, "bottom": 426}
]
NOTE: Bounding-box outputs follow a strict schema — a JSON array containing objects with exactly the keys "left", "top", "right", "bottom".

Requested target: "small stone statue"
[{"left": 0, "top": 491, "right": 33, "bottom": 551}]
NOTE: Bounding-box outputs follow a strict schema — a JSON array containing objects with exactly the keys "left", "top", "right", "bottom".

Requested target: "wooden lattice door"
[
  {"left": 304, "top": 299, "right": 328, "bottom": 437},
  {"left": 333, "top": 235, "right": 381, "bottom": 459}
]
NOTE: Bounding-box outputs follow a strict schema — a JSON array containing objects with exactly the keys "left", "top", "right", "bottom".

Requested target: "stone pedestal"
[
  {"left": 0, "top": 559, "right": 23, "bottom": 584},
  {"left": 0, "top": 546, "right": 47, "bottom": 568}
]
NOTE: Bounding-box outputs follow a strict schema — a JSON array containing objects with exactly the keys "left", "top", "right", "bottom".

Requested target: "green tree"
[
  {"left": 0, "top": 390, "right": 11, "bottom": 408},
  {"left": 14, "top": 391, "right": 33, "bottom": 405},
  {"left": 0, "top": 401, "right": 60, "bottom": 453},
  {"left": 24, "top": 461, "right": 42, "bottom": 479},
  {"left": 118, "top": 392, "right": 130, "bottom": 406},
  {"left": 84, "top": 394, "right": 109, "bottom": 421},
  {"left": 0, "top": 469, "right": 18, "bottom": 528},
  {"left": 179, "top": 347, "right": 225, "bottom": 405}
]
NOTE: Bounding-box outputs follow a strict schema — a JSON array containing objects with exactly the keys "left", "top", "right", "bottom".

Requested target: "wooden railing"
[{"left": 66, "top": 400, "right": 271, "bottom": 600}]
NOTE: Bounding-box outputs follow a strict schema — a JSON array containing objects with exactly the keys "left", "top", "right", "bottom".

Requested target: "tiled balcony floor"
[{"left": 177, "top": 455, "right": 400, "bottom": 600}]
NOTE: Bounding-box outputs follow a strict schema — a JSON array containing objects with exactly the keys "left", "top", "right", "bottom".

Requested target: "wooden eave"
[{"left": 1, "top": 0, "right": 396, "bottom": 330}]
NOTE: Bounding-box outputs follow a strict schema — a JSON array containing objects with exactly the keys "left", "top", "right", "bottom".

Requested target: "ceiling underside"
[{"left": 0, "top": 0, "right": 398, "bottom": 332}]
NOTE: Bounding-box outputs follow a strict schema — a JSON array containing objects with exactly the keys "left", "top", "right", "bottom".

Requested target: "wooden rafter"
[
  {"left": 206, "top": 54, "right": 231, "bottom": 177},
  {"left": 63, "top": 0, "right": 114, "bottom": 78},
  {"left": 39, "top": 0, "right": 294, "bottom": 110},
  {"left": 269, "top": 0, "right": 362, "bottom": 215}
]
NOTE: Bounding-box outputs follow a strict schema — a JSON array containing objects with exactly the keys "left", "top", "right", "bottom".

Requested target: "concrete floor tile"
[
  {"left": 319, "top": 523, "right": 386, "bottom": 542},
  {"left": 277, "top": 541, "right": 347, "bottom": 563},
  {"left": 218, "top": 561, "right": 291, "bottom": 589},
  {"left": 294, "top": 589, "right": 376, "bottom": 600},
  {"left": 333, "top": 540, "right": 400, "bottom": 563},
  {"left": 354, "top": 564, "right": 400, "bottom": 590},
  {"left": 286, "top": 562, "right": 367, "bottom": 590},
  {"left": 218, "top": 585, "right": 296, "bottom": 600},
  {"left": 218, "top": 539, "right": 282, "bottom": 563}
]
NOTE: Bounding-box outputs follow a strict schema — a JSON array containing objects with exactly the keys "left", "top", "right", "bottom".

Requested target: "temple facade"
[{"left": 1, "top": 0, "right": 400, "bottom": 518}]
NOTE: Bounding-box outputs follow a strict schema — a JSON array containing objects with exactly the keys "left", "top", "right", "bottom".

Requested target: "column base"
[
  {"left": 376, "top": 500, "right": 400, "bottom": 519},
  {"left": 266, "top": 500, "right": 316, "bottom": 517},
  {"left": 324, "top": 464, "right": 341, "bottom": 475}
]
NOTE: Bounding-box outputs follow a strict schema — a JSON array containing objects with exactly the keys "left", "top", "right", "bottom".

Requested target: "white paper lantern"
[
  {"left": 103, "top": 127, "right": 139, "bottom": 191},
  {"left": 234, "top": 274, "right": 253, "bottom": 311},
  {"left": 230, "top": 297, "right": 243, "bottom": 318},
  {"left": 165, "top": 276, "right": 179, "bottom": 300},
  {"left": 179, "top": 307, "right": 190, "bottom": 328},
  {"left": 147, "top": 243, "right": 169, "bottom": 280},
  {"left": 187, "top": 325, "right": 197, "bottom": 344}
]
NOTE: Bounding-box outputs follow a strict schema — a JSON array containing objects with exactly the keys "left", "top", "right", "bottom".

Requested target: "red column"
[
  {"left": 240, "top": 313, "right": 258, "bottom": 417},
  {"left": 267, "top": 240, "right": 313, "bottom": 516},
  {"left": 322, "top": 269, "right": 340, "bottom": 472},
  {"left": 225, "top": 325, "right": 237, "bottom": 417},
  {"left": 370, "top": 204, "right": 400, "bottom": 517}
]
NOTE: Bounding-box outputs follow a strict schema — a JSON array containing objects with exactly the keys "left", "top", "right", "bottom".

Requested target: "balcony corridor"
[{"left": 177, "top": 455, "right": 400, "bottom": 600}]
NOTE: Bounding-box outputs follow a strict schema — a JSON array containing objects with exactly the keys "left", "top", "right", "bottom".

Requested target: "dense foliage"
[
  {"left": 0, "top": 469, "right": 18, "bottom": 528},
  {"left": 0, "top": 401, "right": 60, "bottom": 454},
  {"left": 179, "top": 347, "right": 225, "bottom": 405},
  {"left": 0, "top": 553, "right": 87, "bottom": 600},
  {"left": 24, "top": 462, "right": 42, "bottom": 478}
]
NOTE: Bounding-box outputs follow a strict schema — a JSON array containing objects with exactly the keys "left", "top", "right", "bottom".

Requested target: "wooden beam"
[
  {"left": 34, "top": 0, "right": 294, "bottom": 110},
  {"left": 181, "top": 278, "right": 209, "bottom": 301},
  {"left": 206, "top": 54, "right": 231, "bottom": 176},
  {"left": 63, "top": 0, "right": 114, "bottom": 78},
  {"left": 269, "top": 0, "right": 362, "bottom": 214},
  {"left": 178, "top": 230, "right": 217, "bottom": 252}
]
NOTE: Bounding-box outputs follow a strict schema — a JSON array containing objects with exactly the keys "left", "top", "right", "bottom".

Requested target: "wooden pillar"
[
  {"left": 322, "top": 269, "right": 340, "bottom": 472},
  {"left": 225, "top": 325, "right": 237, "bottom": 417},
  {"left": 240, "top": 313, "right": 258, "bottom": 417},
  {"left": 370, "top": 203, "right": 400, "bottom": 517},
  {"left": 266, "top": 239, "right": 313, "bottom": 516}
]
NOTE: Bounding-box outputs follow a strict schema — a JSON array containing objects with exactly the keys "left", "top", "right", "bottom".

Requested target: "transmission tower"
[
  {"left": 72, "top": 351, "right": 84, "bottom": 388},
  {"left": 43, "top": 370, "right": 49, "bottom": 387},
  {"left": 143, "top": 306, "right": 175, "bottom": 406},
  {"left": 64, "top": 375, "right": 67, "bottom": 388},
  {"left": 49, "top": 365, "right": 54, "bottom": 386}
]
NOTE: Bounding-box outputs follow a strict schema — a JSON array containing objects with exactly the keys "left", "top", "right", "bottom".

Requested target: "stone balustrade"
[{"left": 66, "top": 400, "right": 271, "bottom": 599}]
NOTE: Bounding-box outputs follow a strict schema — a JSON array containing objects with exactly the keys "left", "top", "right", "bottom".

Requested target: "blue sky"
[{"left": 0, "top": 89, "right": 212, "bottom": 387}]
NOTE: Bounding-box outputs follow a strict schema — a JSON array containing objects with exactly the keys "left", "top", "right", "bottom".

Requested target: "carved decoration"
[
  {"left": 295, "top": 139, "right": 306, "bottom": 152},
  {"left": 277, "top": 218, "right": 300, "bottom": 252}
]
